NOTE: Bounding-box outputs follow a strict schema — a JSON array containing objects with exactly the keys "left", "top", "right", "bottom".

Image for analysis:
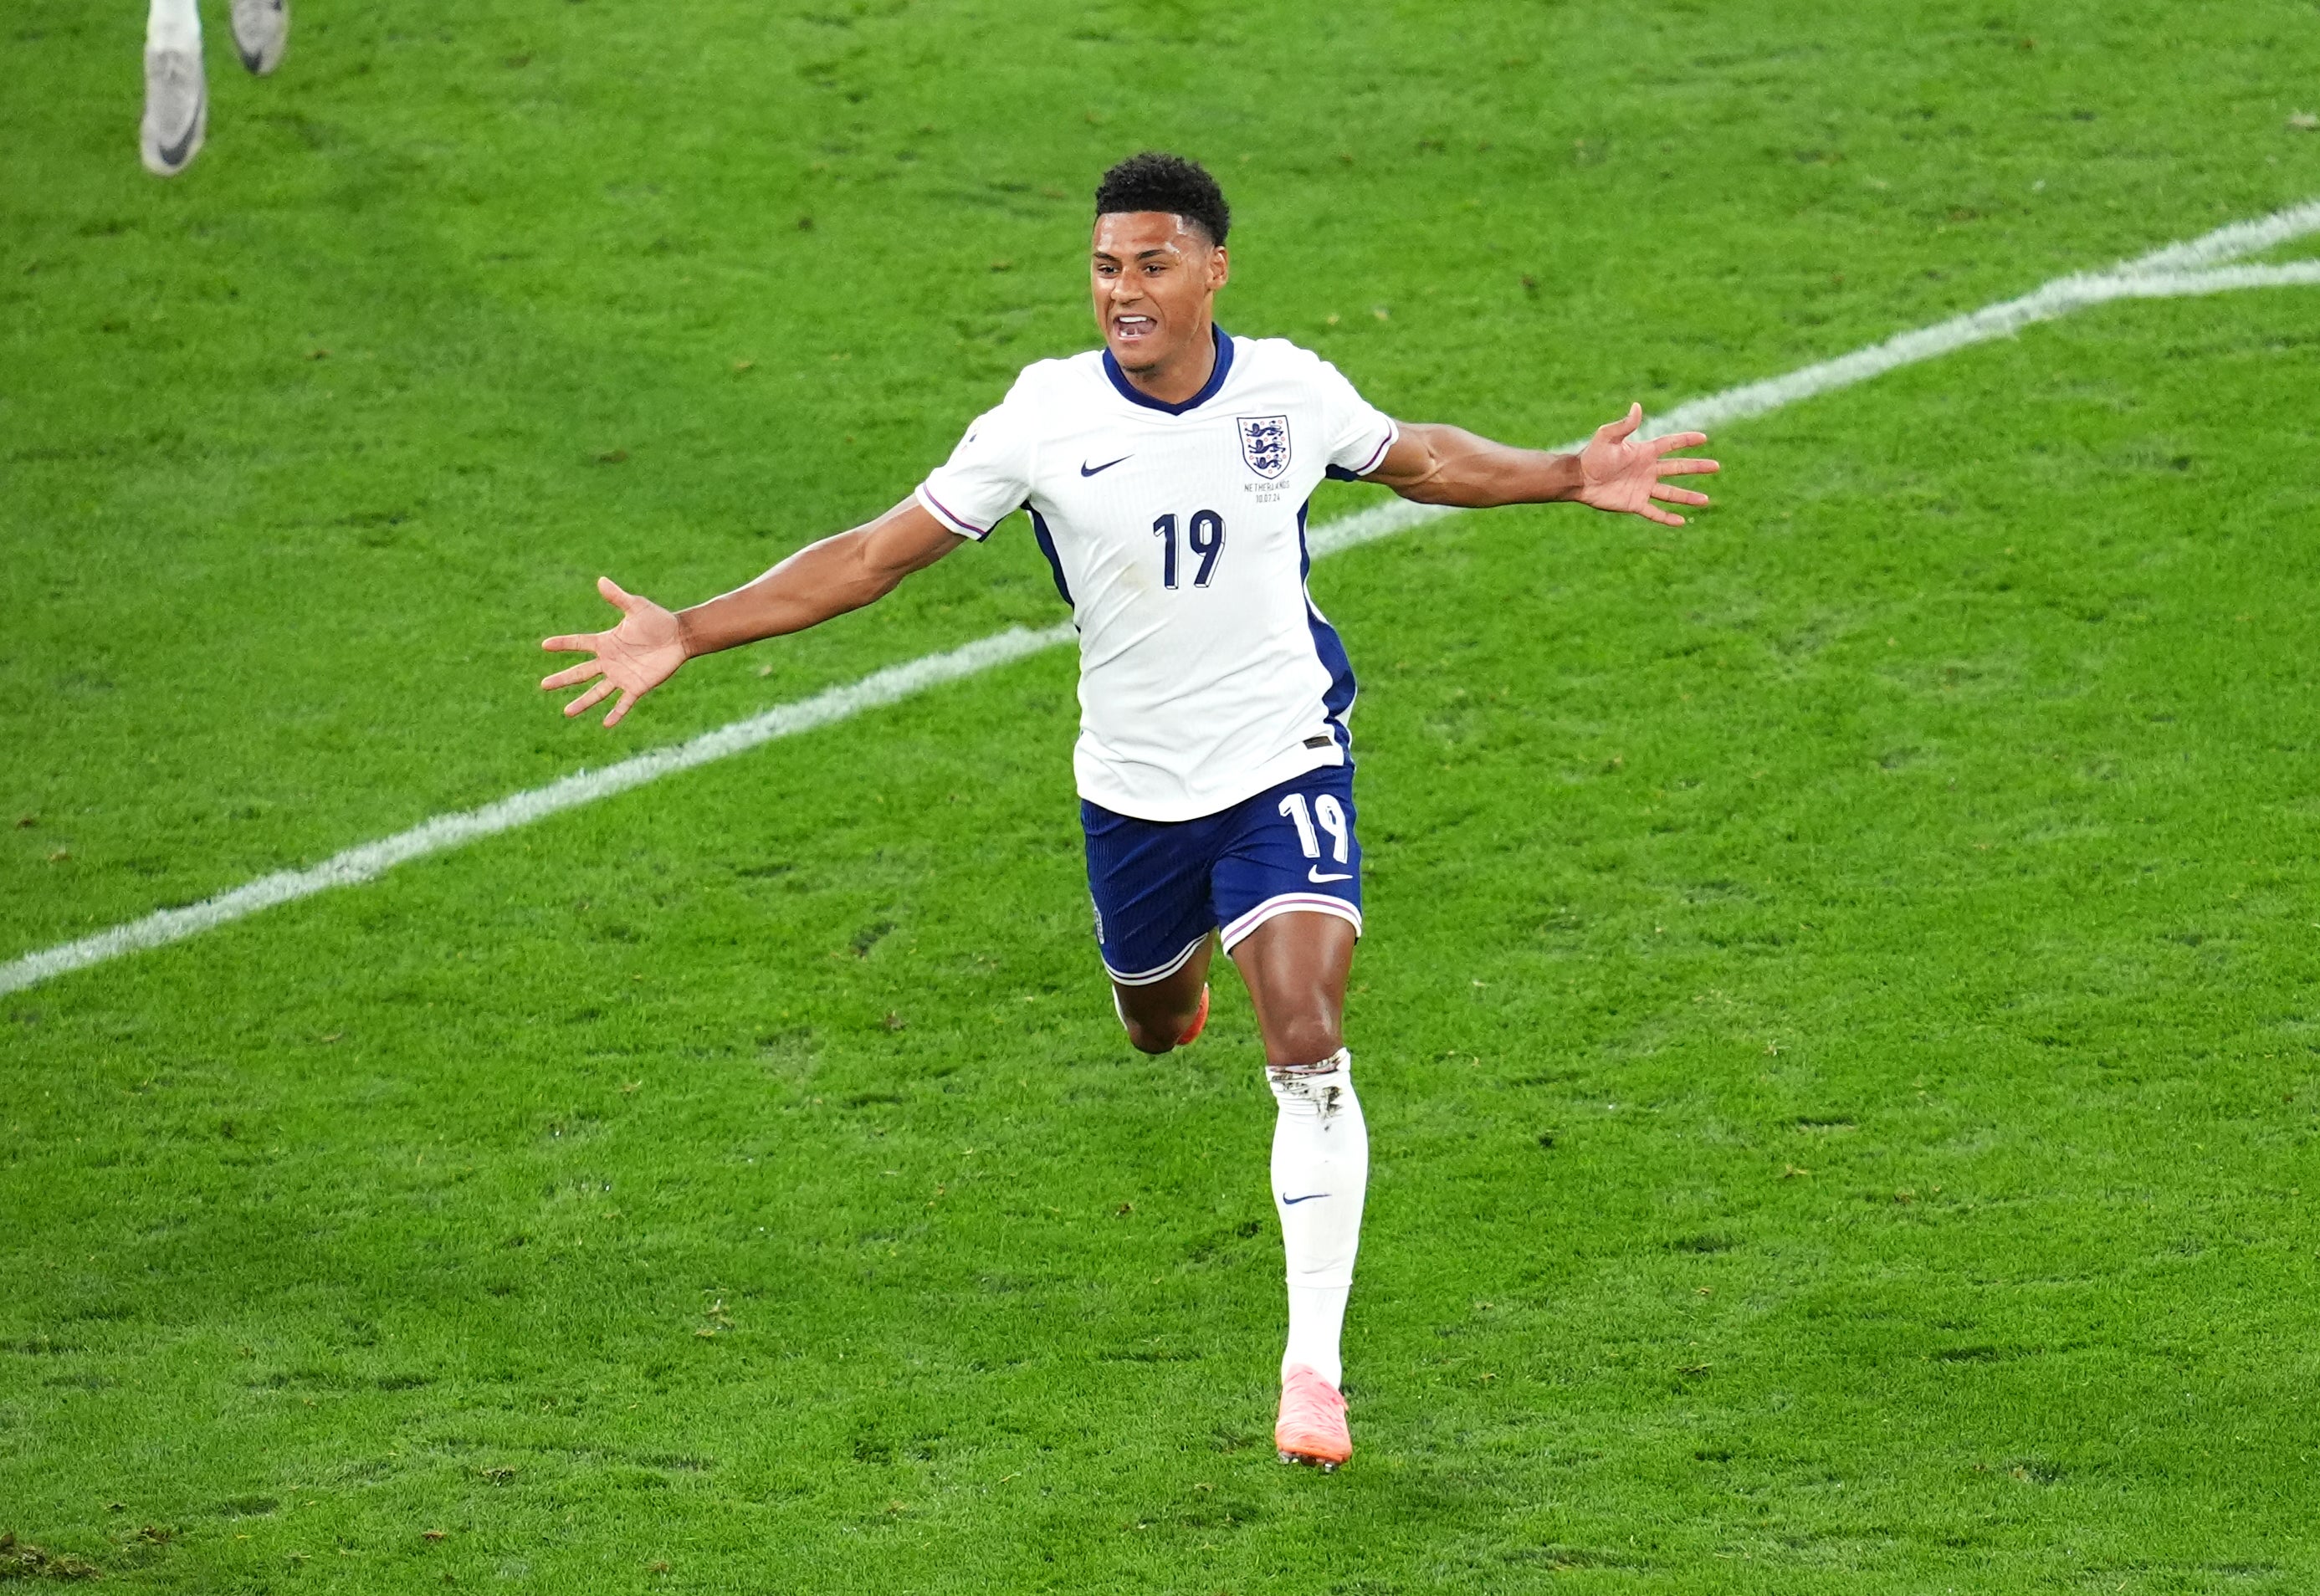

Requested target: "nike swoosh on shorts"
[{"left": 1307, "top": 868, "right": 1352, "bottom": 883}]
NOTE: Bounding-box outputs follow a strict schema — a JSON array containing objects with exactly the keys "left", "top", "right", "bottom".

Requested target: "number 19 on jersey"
[{"left": 1152, "top": 510, "right": 1227, "bottom": 589}]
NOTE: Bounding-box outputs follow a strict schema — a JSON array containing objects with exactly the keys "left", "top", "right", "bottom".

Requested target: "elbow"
[
  {"left": 853, "top": 553, "right": 919, "bottom": 608},
  {"left": 1390, "top": 465, "right": 1483, "bottom": 508},
  {"left": 834, "top": 533, "right": 914, "bottom": 609},
  {"left": 1381, "top": 453, "right": 1454, "bottom": 504}
]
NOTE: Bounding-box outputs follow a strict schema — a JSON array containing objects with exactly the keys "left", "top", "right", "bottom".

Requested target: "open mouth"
[{"left": 1111, "top": 314, "right": 1157, "bottom": 340}]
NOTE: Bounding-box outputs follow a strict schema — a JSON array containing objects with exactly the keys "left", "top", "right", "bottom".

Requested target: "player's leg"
[
  {"left": 141, "top": 0, "right": 207, "bottom": 176},
  {"left": 228, "top": 0, "right": 289, "bottom": 75},
  {"left": 1233, "top": 912, "right": 1364, "bottom": 1358},
  {"left": 1231, "top": 908, "right": 1351, "bottom": 1066},
  {"left": 1213, "top": 766, "right": 1368, "bottom": 1467},
  {"left": 1231, "top": 911, "right": 1366, "bottom": 1469},
  {"left": 1082, "top": 797, "right": 1221, "bottom": 1056}
]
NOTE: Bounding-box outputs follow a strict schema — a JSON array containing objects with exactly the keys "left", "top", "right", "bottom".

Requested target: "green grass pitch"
[{"left": 6, "top": 0, "right": 2320, "bottom": 1589}]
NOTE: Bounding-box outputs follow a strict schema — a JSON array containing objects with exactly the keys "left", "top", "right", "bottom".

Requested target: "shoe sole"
[{"left": 1277, "top": 1449, "right": 1343, "bottom": 1471}]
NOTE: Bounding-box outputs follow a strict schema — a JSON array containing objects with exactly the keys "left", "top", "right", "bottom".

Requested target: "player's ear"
[{"left": 1207, "top": 243, "right": 1230, "bottom": 291}]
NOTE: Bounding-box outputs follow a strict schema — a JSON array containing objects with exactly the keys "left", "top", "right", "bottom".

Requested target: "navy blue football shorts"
[{"left": 1082, "top": 764, "right": 1363, "bottom": 986}]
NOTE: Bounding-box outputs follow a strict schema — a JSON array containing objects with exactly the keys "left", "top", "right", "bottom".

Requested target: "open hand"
[
  {"left": 540, "top": 576, "right": 687, "bottom": 727},
  {"left": 1575, "top": 403, "right": 1719, "bottom": 527}
]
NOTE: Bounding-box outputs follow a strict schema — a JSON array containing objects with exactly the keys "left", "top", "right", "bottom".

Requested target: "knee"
[
  {"left": 1123, "top": 1018, "right": 1178, "bottom": 1056},
  {"left": 1117, "top": 992, "right": 1194, "bottom": 1056},
  {"left": 1266, "top": 1015, "right": 1343, "bottom": 1067},
  {"left": 1114, "top": 971, "right": 1207, "bottom": 1056}
]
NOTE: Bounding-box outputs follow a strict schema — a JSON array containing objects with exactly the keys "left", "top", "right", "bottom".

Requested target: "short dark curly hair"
[{"left": 1093, "top": 151, "right": 1230, "bottom": 247}]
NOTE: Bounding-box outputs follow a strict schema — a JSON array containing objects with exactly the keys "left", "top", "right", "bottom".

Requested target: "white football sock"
[
  {"left": 147, "top": 0, "right": 202, "bottom": 53},
  {"left": 1267, "top": 1046, "right": 1367, "bottom": 1389},
  {"left": 1284, "top": 1283, "right": 1349, "bottom": 1386}
]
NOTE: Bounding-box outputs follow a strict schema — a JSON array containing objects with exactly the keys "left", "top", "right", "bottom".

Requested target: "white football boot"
[
  {"left": 229, "top": 0, "right": 290, "bottom": 75},
  {"left": 140, "top": 44, "right": 207, "bottom": 176}
]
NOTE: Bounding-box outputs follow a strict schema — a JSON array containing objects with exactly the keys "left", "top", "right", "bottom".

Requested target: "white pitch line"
[
  {"left": 1647, "top": 256, "right": 2320, "bottom": 442},
  {"left": 2111, "top": 197, "right": 2320, "bottom": 276},
  {"left": 0, "top": 624, "right": 1069, "bottom": 997},
  {"left": 1308, "top": 249, "right": 2320, "bottom": 562},
  {"left": 5, "top": 207, "right": 2318, "bottom": 999}
]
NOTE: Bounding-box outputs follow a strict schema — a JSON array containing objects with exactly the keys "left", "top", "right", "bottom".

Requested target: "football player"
[{"left": 542, "top": 151, "right": 1717, "bottom": 1469}]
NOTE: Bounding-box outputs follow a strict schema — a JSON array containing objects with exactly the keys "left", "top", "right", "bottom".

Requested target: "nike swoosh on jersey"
[
  {"left": 1307, "top": 867, "right": 1353, "bottom": 883},
  {"left": 1279, "top": 1193, "right": 1329, "bottom": 1205},
  {"left": 1079, "top": 455, "right": 1130, "bottom": 476}
]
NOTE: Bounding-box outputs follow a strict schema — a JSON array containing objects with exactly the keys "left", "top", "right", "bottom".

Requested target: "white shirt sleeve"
[
  {"left": 915, "top": 386, "right": 1036, "bottom": 540},
  {"left": 1316, "top": 357, "right": 1399, "bottom": 480}
]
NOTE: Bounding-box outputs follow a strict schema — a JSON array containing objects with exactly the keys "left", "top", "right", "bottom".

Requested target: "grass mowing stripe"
[{"left": 6, "top": 199, "right": 2317, "bottom": 1001}]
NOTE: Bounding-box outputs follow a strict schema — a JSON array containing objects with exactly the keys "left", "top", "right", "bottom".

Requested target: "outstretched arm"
[
  {"left": 539, "top": 496, "right": 962, "bottom": 727},
  {"left": 1365, "top": 404, "right": 1718, "bottom": 527}
]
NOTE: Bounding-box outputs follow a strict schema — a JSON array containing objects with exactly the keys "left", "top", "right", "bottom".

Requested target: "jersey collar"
[{"left": 1100, "top": 323, "right": 1235, "bottom": 416}]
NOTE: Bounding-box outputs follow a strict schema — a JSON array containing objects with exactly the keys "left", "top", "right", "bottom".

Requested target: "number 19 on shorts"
[{"left": 1279, "top": 790, "right": 1351, "bottom": 876}]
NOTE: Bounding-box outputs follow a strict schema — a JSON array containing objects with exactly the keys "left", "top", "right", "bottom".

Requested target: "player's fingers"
[
  {"left": 1657, "top": 457, "right": 1721, "bottom": 476},
  {"left": 540, "top": 632, "right": 601, "bottom": 653},
  {"left": 563, "top": 679, "right": 617, "bottom": 719},
  {"left": 1595, "top": 402, "right": 1643, "bottom": 442},
  {"left": 1648, "top": 431, "right": 1710, "bottom": 457},
  {"left": 1644, "top": 506, "right": 1686, "bottom": 527},
  {"left": 602, "top": 687, "right": 643, "bottom": 728},
  {"left": 598, "top": 575, "right": 637, "bottom": 614},
  {"left": 540, "top": 659, "right": 605, "bottom": 691},
  {"left": 1650, "top": 484, "right": 1712, "bottom": 507}
]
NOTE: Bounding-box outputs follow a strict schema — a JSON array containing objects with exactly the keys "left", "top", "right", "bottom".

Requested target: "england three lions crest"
[{"left": 1237, "top": 414, "right": 1292, "bottom": 480}]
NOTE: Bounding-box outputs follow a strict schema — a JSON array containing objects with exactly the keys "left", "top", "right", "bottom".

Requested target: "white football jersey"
[{"left": 915, "top": 328, "right": 1398, "bottom": 822}]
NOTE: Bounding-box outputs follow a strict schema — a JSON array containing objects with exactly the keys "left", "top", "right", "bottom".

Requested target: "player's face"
[{"left": 1090, "top": 211, "right": 1229, "bottom": 373}]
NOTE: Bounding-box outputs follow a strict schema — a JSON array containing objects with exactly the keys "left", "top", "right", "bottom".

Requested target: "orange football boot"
[
  {"left": 1176, "top": 984, "right": 1211, "bottom": 1046},
  {"left": 1274, "top": 1363, "right": 1351, "bottom": 1470}
]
